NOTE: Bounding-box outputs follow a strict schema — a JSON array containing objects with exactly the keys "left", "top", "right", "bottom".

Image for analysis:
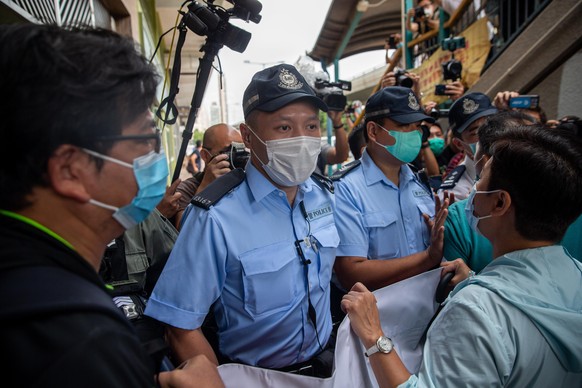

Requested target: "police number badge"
[
  {"left": 408, "top": 92, "right": 420, "bottom": 110},
  {"left": 463, "top": 98, "right": 479, "bottom": 114},
  {"left": 279, "top": 68, "right": 303, "bottom": 90}
]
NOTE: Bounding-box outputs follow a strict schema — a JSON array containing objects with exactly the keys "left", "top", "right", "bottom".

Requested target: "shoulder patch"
[
  {"left": 190, "top": 168, "right": 246, "bottom": 210},
  {"left": 310, "top": 172, "right": 334, "bottom": 193},
  {"left": 439, "top": 165, "right": 466, "bottom": 190},
  {"left": 330, "top": 160, "right": 361, "bottom": 181}
]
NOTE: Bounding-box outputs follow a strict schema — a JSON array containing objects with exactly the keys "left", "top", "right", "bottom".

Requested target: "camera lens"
[
  {"left": 442, "top": 59, "right": 462, "bottom": 81},
  {"left": 398, "top": 75, "right": 413, "bottom": 88}
]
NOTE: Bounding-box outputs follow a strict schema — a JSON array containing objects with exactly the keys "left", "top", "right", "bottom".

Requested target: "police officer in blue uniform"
[
  {"left": 437, "top": 92, "right": 498, "bottom": 200},
  {"left": 332, "top": 87, "right": 449, "bottom": 292},
  {"left": 146, "top": 64, "right": 339, "bottom": 374}
]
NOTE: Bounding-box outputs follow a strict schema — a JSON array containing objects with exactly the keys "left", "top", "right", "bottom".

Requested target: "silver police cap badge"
[
  {"left": 463, "top": 98, "right": 479, "bottom": 114},
  {"left": 278, "top": 68, "right": 303, "bottom": 90},
  {"left": 408, "top": 92, "right": 420, "bottom": 110}
]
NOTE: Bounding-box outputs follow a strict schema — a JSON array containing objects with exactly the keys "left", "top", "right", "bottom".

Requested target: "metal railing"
[
  {"left": 7, "top": 0, "right": 96, "bottom": 26},
  {"left": 406, "top": 0, "right": 553, "bottom": 71},
  {"left": 353, "top": 0, "right": 553, "bottom": 126}
]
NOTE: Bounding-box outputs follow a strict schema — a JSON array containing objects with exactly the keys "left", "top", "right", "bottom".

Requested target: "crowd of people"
[{"left": 1, "top": 22, "right": 581, "bottom": 388}]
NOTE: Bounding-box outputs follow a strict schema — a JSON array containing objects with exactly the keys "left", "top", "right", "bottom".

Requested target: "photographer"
[
  {"left": 406, "top": 0, "right": 440, "bottom": 35},
  {"left": 381, "top": 69, "right": 421, "bottom": 100},
  {"left": 384, "top": 33, "right": 404, "bottom": 67},
  {"left": 173, "top": 123, "right": 244, "bottom": 228},
  {"left": 316, "top": 109, "right": 350, "bottom": 175}
]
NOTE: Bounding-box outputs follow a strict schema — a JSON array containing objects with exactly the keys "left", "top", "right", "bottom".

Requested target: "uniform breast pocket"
[
  {"left": 416, "top": 200, "right": 435, "bottom": 247},
  {"left": 363, "top": 211, "right": 400, "bottom": 259},
  {"left": 311, "top": 224, "right": 340, "bottom": 292},
  {"left": 239, "top": 242, "right": 300, "bottom": 317}
]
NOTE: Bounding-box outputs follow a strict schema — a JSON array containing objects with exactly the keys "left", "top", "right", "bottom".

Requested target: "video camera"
[
  {"left": 314, "top": 78, "right": 352, "bottom": 111},
  {"left": 214, "top": 142, "right": 250, "bottom": 170},
  {"left": 180, "top": 0, "right": 263, "bottom": 53}
]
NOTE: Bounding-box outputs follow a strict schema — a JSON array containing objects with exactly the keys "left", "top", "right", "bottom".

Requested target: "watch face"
[{"left": 378, "top": 336, "right": 393, "bottom": 353}]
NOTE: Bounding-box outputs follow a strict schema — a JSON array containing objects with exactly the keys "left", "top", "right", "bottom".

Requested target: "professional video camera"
[
  {"left": 215, "top": 142, "right": 250, "bottom": 170},
  {"left": 393, "top": 68, "right": 414, "bottom": 88},
  {"left": 440, "top": 37, "right": 465, "bottom": 81},
  {"left": 294, "top": 56, "right": 352, "bottom": 111},
  {"left": 313, "top": 78, "right": 352, "bottom": 111},
  {"left": 160, "top": 0, "right": 263, "bottom": 183},
  {"left": 181, "top": 0, "right": 262, "bottom": 53}
]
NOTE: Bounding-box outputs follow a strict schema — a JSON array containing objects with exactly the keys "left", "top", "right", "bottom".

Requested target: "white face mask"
[{"left": 246, "top": 125, "right": 321, "bottom": 187}]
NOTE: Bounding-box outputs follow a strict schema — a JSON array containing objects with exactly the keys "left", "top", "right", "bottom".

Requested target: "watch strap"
[{"left": 364, "top": 343, "right": 379, "bottom": 357}]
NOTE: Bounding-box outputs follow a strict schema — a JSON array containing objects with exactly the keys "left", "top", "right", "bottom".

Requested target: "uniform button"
[{"left": 278, "top": 192, "right": 285, "bottom": 197}]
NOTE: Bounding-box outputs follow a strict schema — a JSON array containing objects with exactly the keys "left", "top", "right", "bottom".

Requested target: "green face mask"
[
  {"left": 374, "top": 124, "right": 422, "bottom": 163},
  {"left": 428, "top": 137, "right": 445, "bottom": 156}
]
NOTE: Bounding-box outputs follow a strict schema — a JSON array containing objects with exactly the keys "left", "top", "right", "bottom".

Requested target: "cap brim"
[
  {"left": 255, "top": 93, "right": 328, "bottom": 114},
  {"left": 390, "top": 112, "right": 435, "bottom": 124},
  {"left": 454, "top": 108, "right": 498, "bottom": 134}
]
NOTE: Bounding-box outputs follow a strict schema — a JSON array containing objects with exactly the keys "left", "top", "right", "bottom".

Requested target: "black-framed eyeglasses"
[{"left": 95, "top": 128, "right": 162, "bottom": 153}]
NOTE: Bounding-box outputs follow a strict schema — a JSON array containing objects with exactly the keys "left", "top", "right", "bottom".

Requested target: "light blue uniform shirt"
[
  {"left": 146, "top": 163, "right": 339, "bottom": 369},
  {"left": 334, "top": 150, "right": 435, "bottom": 261}
]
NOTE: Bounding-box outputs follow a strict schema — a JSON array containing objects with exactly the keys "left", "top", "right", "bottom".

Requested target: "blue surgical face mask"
[
  {"left": 84, "top": 149, "right": 169, "bottom": 229},
  {"left": 464, "top": 185, "right": 501, "bottom": 235},
  {"left": 374, "top": 123, "right": 422, "bottom": 163},
  {"left": 460, "top": 139, "right": 478, "bottom": 157}
]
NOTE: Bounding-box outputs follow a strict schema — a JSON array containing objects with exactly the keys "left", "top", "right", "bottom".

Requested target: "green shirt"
[
  {"left": 443, "top": 199, "right": 493, "bottom": 273},
  {"left": 444, "top": 202, "right": 582, "bottom": 272},
  {"left": 561, "top": 214, "right": 582, "bottom": 262}
]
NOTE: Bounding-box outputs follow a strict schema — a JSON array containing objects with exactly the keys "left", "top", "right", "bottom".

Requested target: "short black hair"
[
  {"left": 363, "top": 116, "right": 384, "bottom": 143},
  {"left": 487, "top": 125, "right": 582, "bottom": 242},
  {"left": 478, "top": 110, "right": 536, "bottom": 156},
  {"left": 0, "top": 24, "right": 159, "bottom": 210},
  {"left": 348, "top": 123, "right": 366, "bottom": 160}
]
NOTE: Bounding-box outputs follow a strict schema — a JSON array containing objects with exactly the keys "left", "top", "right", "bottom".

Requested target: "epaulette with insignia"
[
  {"left": 330, "top": 160, "right": 361, "bottom": 181},
  {"left": 310, "top": 172, "right": 334, "bottom": 193},
  {"left": 410, "top": 166, "right": 433, "bottom": 195},
  {"left": 439, "top": 165, "right": 466, "bottom": 190},
  {"left": 190, "top": 168, "right": 246, "bottom": 210}
]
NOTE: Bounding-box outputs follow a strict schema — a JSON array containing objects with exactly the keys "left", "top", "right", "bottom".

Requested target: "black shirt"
[{"left": 0, "top": 212, "right": 154, "bottom": 387}]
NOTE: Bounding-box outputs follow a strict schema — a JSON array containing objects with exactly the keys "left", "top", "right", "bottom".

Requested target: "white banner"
[{"left": 218, "top": 268, "right": 442, "bottom": 387}]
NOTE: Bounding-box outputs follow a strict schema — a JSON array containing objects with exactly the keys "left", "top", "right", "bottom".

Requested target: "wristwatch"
[{"left": 365, "top": 335, "right": 393, "bottom": 357}]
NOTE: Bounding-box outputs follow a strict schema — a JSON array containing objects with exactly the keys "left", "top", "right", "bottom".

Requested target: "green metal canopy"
[{"left": 308, "top": 0, "right": 402, "bottom": 65}]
